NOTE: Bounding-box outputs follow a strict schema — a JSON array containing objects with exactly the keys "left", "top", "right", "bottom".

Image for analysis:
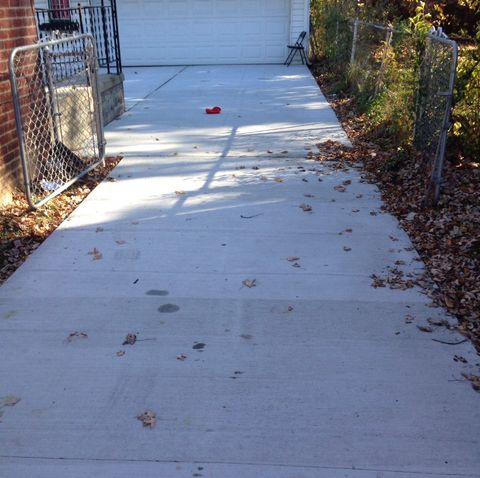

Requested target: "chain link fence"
[
  {"left": 9, "top": 34, "right": 105, "bottom": 209},
  {"left": 414, "top": 30, "right": 458, "bottom": 204},
  {"left": 311, "top": 17, "right": 459, "bottom": 204}
]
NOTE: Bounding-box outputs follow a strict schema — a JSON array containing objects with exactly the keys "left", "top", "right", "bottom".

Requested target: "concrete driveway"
[{"left": 0, "top": 65, "right": 479, "bottom": 477}]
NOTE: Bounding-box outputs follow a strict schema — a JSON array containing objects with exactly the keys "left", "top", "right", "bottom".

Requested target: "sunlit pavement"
[{"left": 1, "top": 65, "right": 479, "bottom": 477}]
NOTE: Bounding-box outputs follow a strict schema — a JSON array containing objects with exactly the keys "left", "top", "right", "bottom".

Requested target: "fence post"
[
  {"left": 350, "top": 17, "right": 359, "bottom": 65},
  {"left": 429, "top": 39, "right": 458, "bottom": 205}
]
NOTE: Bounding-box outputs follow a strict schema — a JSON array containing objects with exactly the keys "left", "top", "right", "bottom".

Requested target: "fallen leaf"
[
  {"left": 0, "top": 395, "right": 21, "bottom": 407},
  {"left": 115, "top": 240, "right": 126, "bottom": 245},
  {"left": 287, "top": 306, "right": 294, "bottom": 312},
  {"left": 137, "top": 409, "right": 156, "bottom": 428},
  {"left": 343, "top": 246, "right": 352, "bottom": 252},
  {"left": 116, "top": 350, "right": 125, "bottom": 357},
  {"left": 427, "top": 318, "right": 451, "bottom": 327},
  {"left": 87, "top": 248, "right": 102, "bottom": 260},
  {"left": 462, "top": 373, "right": 480, "bottom": 392},
  {"left": 274, "top": 177, "right": 284, "bottom": 183},
  {"left": 304, "top": 193, "right": 315, "bottom": 198},
  {"left": 287, "top": 256, "right": 300, "bottom": 262},
  {"left": 95, "top": 227, "right": 104, "bottom": 233},
  {"left": 123, "top": 333, "right": 137, "bottom": 345},
  {"left": 242, "top": 278, "right": 256, "bottom": 288},
  {"left": 417, "top": 325, "right": 433, "bottom": 333},
  {"left": 67, "top": 331, "right": 88, "bottom": 342},
  {"left": 334, "top": 185, "right": 346, "bottom": 192},
  {"left": 299, "top": 203, "right": 312, "bottom": 212},
  {"left": 175, "top": 190, "right": 186, "bottom": 196},
  {"left": 176, "top": 354, "right": 187, "bottom": 361}
]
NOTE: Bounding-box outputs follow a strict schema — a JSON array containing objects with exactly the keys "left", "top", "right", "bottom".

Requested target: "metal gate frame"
[
  {"left": 423, "top": 31, "right": 458, "bottom": 205},
  {"left": 9, "top": 34, "right": 105, "bottom": 209}
]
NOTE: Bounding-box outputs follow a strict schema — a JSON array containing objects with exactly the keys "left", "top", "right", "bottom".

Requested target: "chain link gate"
[
  {"left": 414, "top": 30, "right": 458, "bottom": 205},
  {"left": 9, "top": 34, "right": 105, "bottom": 209}
]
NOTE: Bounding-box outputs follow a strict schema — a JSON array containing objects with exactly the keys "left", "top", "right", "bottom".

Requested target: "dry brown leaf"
[
  {"left": 176, "top": 354, "right": 187, "bottom": 361},
  {"left": 242, "top": 279, "right": 256, "bottom": 288},
  {"left": 427, "top": 318, "right": 451, "bottom": 327},
  {"left": 287, "top": 256, "right": 300, "bottom": 262},
  {"left": 87, "top": 248, "right": 102, "bottom": 260},
  {"left": 274, "top": 177, "right": 284, "bottom": 183},
  {"left": 417, "top": 325, "right": 433, "bottom": 333},
  {"left": 0, "top": 395, "right": 21, "bottom": 407},
  {"left": 123, "top": 333, "right": 137, "bottom": 345},
  {"left": 462, "top": 373, "right": 480, "bottom": 392},
  {"left": 67, "top": 331, "right": 88, "bottom": 342},
  {"left": 137, "top": 409, "right": 156, "bottom": 428},
  {"left": 175, "top": 190, "right": 186, "bottom": 196},
  {"left": 334, "top": 185, "right": 346, "bottom": 192},
  {"left": 299, "top": 203, "right": 312, "bottom": 212},
  {"left": 116, "top": 350, "right": 126, "bottom": 357}
]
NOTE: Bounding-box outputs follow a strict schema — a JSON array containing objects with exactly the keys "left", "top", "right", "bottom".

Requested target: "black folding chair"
[{"left": 284, "top": 31, "right": 308, "bottom": 66}]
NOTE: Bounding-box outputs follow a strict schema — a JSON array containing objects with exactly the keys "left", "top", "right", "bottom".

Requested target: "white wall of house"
[
  {"left": 290, "top": 0, "right": 310, "bottom": 44},
  {"left": 35, "top": 0, "right": 311, "bottom": 66}
]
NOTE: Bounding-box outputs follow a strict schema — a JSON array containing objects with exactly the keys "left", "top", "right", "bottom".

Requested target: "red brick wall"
[{"left": 0, "top": 0, "right": 38, "bottom": 205}]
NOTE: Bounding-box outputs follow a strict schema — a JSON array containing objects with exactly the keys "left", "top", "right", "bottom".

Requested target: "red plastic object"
[{"left": 205, "top": 106, "right": 222, "bottom": 114}]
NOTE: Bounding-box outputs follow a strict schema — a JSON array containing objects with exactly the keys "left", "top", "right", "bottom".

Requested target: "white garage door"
[{"left": 117, "top": 0, "right": 291, "bottom": 65}]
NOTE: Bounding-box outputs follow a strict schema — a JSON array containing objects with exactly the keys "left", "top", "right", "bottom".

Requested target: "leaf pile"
[
  {"left": 0, "top": 156, "right": 122, "bottom": 285},
  {"left": 312, "top": 70, "right": 480, "bottom": 351}
]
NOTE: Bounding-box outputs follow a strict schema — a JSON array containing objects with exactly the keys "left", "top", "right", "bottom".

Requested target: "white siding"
[
  {"left": 35, "top": 0, "right": 310, "bottom": 64},
  {"left": 289, "top": 0, "right": 310, "bottom": 56},
  {"left": 118, "top": 0, "right": 293, "bottom": 66}
]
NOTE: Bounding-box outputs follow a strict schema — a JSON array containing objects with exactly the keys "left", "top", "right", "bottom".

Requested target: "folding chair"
[{"left": 284, "top": 31, "right": 308, "bottom": 66}]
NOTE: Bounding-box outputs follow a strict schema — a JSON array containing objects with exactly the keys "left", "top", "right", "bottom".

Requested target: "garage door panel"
[{"left": 118, "top": 0, "right": 291, "bottom": 65}]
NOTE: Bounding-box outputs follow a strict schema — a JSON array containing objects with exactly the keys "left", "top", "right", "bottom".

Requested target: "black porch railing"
[{"left": 36, "top": 1, "right": 122, "bottom": 75}]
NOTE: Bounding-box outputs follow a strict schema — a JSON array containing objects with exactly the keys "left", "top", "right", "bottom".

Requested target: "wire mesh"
[
  {"left": 349, "top": 21, "right": 396, "bottom": 99},
  {"left": 9, "top": 35, "right": 105, "bottom": 209},
  {"left": 312, "top": 16, "right": 458, "bottom": 204},
  {"left": 414, "top": 32, "right": 457, "bottom": 203}
]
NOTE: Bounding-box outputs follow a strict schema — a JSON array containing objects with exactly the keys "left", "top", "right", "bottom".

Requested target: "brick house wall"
[{"left": 0, "top": 0, "right": 38, "bottom": 205}]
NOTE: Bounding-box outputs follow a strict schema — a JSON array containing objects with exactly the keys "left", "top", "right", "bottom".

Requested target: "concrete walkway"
[{"left": 0, "top": 65, "right": 479, "bottom": 477}]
